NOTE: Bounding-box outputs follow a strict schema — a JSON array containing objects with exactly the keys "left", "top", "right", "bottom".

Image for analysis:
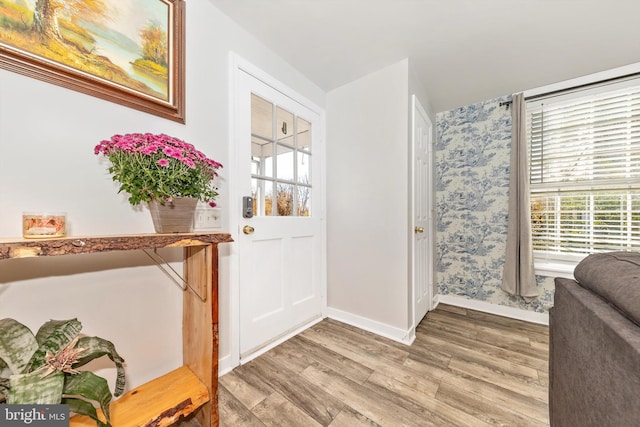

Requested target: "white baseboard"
[
  {"left": 218, "top": 355, "right": 233, "bottom": 377},
  {"left": 437, "top": 294, "right": 549, "bottom": 326},
  {"left": 432, "top": 294, "right": 440, "bottom": 309},
  {"left": 327, "top": 307, "right": 415, "bottom": 345}
]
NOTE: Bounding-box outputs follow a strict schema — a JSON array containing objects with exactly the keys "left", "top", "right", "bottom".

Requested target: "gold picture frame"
[{"left": 0, "top": 0, "right": 185, "bottom": 123}]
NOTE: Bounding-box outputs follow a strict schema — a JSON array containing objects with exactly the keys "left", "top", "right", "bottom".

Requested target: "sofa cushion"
[{"left": 573, "top": 251, "right": 640, "bottom": 325}]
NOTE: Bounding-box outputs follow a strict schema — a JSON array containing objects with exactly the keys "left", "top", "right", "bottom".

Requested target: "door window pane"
[
  {"left": 276, "top": 184, "right": 294, "bottom": 216},
  {"left": 297, "top": 152, "right": 310, "bottom": 184},
  {"left": 297, "top": 186, "right": 311, "bottom": 216},
  {"left": 277, "top": 107, "right": 295, "bottom": 146},
  {"left": 252, "top": 154, "right": 273, "bottom": 178},
  {"left": 252, "top": 178, "right": 275, "bottom": 216},
  {"left": 277, "top": 144, "right": 294, "bottom": 181},
  {"left": 251, "top": 94, "right": 273, "bottom": 139},
  {"left": 252, "top": 137, "right": 273, "bottom": 178},
  {"left": 297, "top": 117, "right": 312, "bottom": 152}
]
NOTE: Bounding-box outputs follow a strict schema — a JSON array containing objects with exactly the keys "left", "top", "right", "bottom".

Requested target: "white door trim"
[{"left": 225, "top": 52, "right": 327, "bottom": 372}]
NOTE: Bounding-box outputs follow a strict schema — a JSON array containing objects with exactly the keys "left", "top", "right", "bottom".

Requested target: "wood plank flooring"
[{"left": 218, "top": 304, "right": 549, "bottom": 426}]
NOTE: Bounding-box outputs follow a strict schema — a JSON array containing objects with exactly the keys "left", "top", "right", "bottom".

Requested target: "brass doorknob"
[
  {"left": 415, "top": 226, "right": 425, "bottom": 233},
  {"left": 243, "top": 225, "right": 255, "bottom": 235}
]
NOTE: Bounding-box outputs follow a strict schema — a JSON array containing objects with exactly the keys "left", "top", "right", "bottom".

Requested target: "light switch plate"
[{"left": 194, "top": 207, "right": 221, "bottom": 229}]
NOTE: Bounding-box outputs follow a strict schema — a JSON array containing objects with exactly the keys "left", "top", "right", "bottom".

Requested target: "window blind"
[{"left": 527, "top": 82, "right": 640, "bottom": 256}]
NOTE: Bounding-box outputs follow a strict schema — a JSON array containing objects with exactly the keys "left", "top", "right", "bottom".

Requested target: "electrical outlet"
[{"left": 194, "top": 207, "right": 222, "bottom": 229}]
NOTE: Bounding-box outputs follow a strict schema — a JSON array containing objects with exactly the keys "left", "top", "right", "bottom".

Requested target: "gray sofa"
[{"left": 550, "top": 252, "right": 640, "bottom": 426}]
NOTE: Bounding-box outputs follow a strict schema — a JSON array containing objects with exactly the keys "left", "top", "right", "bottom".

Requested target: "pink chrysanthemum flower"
[{"left": 94, "top": 133, "right": 223, "bottom": 206}]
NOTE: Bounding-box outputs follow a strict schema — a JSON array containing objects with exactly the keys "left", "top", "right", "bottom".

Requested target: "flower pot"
[{"left": 148, "top": 197, "right": 197, "bottom": 233}]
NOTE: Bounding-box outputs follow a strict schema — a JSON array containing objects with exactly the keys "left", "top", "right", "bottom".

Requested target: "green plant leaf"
[
  {"left": 63, "top": 397, "right": 111, "bottom": 427},
  {"left": 0, "top": 377, "right": 9, "bottom": 403},
  {"left": 8, "top": 370, "right": 64, "bottom": 404},
  {"left": 74, "top": 336, "right": 126, "bottom": 397},
  {"left": 0, "top": 318, "right": 38, "bottom": 375},
  {"left": 0, "top": 354, "right": 10, "bottom": 380},
  {"left": 64, "top": 371, "right": 113, "bottom": 424},
  {"left": 27, "top": 319, "right": 82, "bottom": 372},
  {"left": 0, "top": 318, "right": 122, "bottom": 417},
  {"left": 0, "top": 356, "right": 8, "bottom": 371},
  {"left": 1, "top": 343, "right": 11, "bottom": 402}
]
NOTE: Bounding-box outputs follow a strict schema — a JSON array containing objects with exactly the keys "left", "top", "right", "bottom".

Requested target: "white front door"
[
  {"left": 235, "top": 68, "right": 324, "bottom": 359},
  {"left": 412, "top": 95, "right": 434, "bottom": 326}
]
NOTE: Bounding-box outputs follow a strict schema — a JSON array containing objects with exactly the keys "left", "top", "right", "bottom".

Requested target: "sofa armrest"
[{"left": 550, "top": 278, "right": 640, "bottom": 426}]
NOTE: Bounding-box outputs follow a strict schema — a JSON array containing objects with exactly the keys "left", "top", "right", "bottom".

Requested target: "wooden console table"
[{"left": 0, "top": 233, "right": 233, "bottom": 426}]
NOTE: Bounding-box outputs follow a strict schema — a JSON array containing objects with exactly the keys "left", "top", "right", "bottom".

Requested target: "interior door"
[
  {"left": 412, "top": 95, "right": 434, "bottom": 326},
  {"left": 237, "top": 70, "right": 323, "bottom": 358}
]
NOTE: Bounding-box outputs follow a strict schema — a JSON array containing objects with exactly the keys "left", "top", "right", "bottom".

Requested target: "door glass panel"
[
  {"left": 251, "top": 178, "right": 261, "bottom": 216},
  {"left": 264, "top": 180, "right": 274, "bottom": 216},
  {"left": 279, "top": 133, "right": 295, "bottom": 148},
  {"left": 252, "top": 178, "right": 274, "bottom": 216},
  {"left": 276, "top": 144, "right": 294, "bottom": 181},
  {"left": 297, "top": 152, "right": 310, "bottom": 184},
  {"left": 251, "top": 137, "right": 274, "bottom": 178},
  {"left": 297, "top": 117, "right": 312, "bottom": 152},
  {"left": 251, "top": 136, "right": 271, "bottom": 155},
  {"left": 277, "top": 107, "right": 295, "bottom": 146},
  {"left": 276, "top": 184, "right": 294, "bottom": 216},
  {"left": 251, "top": 94, "right": 273, "bottom": 139},
  {"left": 264, "top": 155, "right": 273, "bottom": 179},
  {"left": 250, "top": 93, "right": 313, "bottom": 217},
  {"left": 252, "top": 154, "right": 273, "bottom": 178},
  {"left": 297, "top": 186, "right": 311, "bottom": 216}
]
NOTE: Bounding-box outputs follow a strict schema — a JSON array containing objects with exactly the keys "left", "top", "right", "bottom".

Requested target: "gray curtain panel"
[{"left": 501, "top": 93, "right": 538, "bottom": 301}]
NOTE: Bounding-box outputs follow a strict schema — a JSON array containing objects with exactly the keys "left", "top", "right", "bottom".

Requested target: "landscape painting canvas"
[{"left": 0, "top": 0, "right": 185, "bottom": 122}]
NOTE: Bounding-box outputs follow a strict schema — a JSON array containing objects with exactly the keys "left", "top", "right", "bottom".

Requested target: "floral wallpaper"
[{"left": 435, "top": 96, "right": 554, "bottom": 313}]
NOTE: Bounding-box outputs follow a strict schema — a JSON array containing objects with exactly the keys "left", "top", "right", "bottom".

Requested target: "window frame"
[{"left": 526, "top": 77, "right": 640, "bottom": 274}]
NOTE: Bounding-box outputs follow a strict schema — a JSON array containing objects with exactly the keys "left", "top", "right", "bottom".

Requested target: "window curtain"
[{"left": 502, "top": 93, "right": 538, "bottom": 301}]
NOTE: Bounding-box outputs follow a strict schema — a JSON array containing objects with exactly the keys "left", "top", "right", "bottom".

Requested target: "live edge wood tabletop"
[{"left": 0, "top": 233, "right": 233, "bottom": 427}]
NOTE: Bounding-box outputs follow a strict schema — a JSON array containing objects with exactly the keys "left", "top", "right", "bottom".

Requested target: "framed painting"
[{"left": 0, "top": 0, "right": 185, "bottom": 123}]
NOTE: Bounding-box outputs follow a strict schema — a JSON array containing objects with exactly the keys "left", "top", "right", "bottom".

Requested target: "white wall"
[
  {"left": 0, "top": 1, "right": 324, "bottom": 390},
  {"left": 326, "top": 59, "right": 412, "bottom": 335}
]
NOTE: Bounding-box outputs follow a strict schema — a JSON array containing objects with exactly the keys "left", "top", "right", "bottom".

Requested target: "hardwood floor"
[{"left": 218, "top": 304, "right": 549, "bottom": 426}]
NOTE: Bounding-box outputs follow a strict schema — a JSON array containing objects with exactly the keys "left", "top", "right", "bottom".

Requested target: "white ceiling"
[{"left": 208, "top": 0, "right": 640, "bottom": 113}]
